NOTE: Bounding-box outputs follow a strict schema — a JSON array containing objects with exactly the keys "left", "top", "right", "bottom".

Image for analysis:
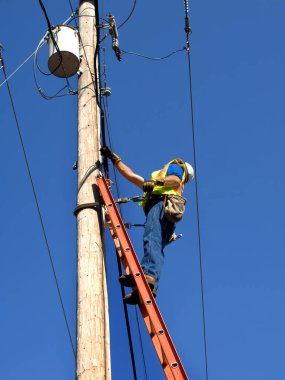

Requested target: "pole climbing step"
[{"left": 96, "top": 174, "right": 189, "bottom": 380}]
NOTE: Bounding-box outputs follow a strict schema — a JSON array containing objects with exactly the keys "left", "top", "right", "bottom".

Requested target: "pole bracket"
[{"left": 74, "top": 202, "right": 101, "bottom": 216}]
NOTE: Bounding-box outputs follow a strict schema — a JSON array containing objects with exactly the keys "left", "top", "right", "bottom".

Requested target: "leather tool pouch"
[{"left": 164, "top": 195, "right": 186, "bottom": 223}]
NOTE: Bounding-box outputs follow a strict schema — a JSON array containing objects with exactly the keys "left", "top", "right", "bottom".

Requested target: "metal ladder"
[{"left": 97, "top": 175, "right": 189, "bottom": 380}]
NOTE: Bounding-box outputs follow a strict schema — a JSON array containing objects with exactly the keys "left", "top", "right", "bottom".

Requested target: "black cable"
[
  {"left": 110, "top": 162, "right": 142, "bottom": 380},
  {"left": 0, "top": 51, "right": 76, "bottom": 359},
  {"left": 101, "top": 100, "right": 140, "bottom": 380},
  {"left": 38, "top": 0, "right": 61, "bottom": 74},
  {"left": 100, "top": 36, "right": 148, "bottom": 378},
  {"left": 135, "top": 306, "right": 149, "bottom": 380},
  {"left": 118, "top": 0, "right": 137, "bottom": 29},
  {"left": 121, "top": 47, "right": 186, "bottom": 61},
  {"left": 94, "top": 0, "right": 109, "bottom": 175},
  {"left": 183, "top": 2, "right": 209, "bottom": 380}
]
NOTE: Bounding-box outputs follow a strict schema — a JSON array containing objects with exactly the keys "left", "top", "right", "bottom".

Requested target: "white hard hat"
[{"left": 185, "top": 162, "right": 194, "bottom": 182}]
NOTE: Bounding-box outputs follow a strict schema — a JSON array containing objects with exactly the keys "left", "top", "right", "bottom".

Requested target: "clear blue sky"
[{"left": 1, "top": 0, "right": 285, "bottom": 379}]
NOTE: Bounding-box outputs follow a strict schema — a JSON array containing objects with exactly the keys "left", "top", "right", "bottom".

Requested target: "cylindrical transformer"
[{"left": 48, "top": 25, "right": 80, "bottom": 78}]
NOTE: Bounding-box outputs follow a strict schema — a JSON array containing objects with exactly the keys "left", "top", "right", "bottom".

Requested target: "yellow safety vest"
[{"left": 140, "top": 159, "right": 186, "bottom": 209}]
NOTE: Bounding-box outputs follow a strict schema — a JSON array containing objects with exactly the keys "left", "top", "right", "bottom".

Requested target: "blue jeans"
[{"left": 141, "top": 199, "right": 175, "bottom": 287}]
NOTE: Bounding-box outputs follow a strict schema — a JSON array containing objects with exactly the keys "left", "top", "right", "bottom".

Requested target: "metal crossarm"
[{"left": 96, "top": 175, "right": 189, "bottom": 380}]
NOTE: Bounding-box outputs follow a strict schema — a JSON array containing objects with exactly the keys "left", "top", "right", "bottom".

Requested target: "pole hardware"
[
  {"left": 108, "top": 14, "right": 122, "bottom": 61},
  {"left": 124, "top": 222, "right": 146, "bottom": 229},
  {"left": 101, "top": 87, "right": 111, "bottom": 96},
  {"left": 116, "top": 195, "right": 144, "bottom": 204},
  {"left": 74, "top": 202, "right": 101, "bottom": 216}
]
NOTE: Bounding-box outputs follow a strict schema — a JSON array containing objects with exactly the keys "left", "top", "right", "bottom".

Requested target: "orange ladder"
[{"left": 97, "top": 175, "right": 189, "bottom": 380}]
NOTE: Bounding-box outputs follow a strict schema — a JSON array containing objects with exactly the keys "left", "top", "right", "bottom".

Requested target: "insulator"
[{"left": 184, "top": 0, "right": 189, "bottom": 14}]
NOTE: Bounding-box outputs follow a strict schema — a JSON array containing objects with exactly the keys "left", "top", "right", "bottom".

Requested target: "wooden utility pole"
[{"left": 76, "top": 1, "right": 111, "bottom": 379}]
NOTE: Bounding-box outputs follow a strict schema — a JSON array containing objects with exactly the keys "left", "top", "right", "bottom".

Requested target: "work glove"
[
  {"left": 143, "top": 179, "right": 164, "bottom": 193},
  {"left": 100, "top": 146, "right": 122, "bottom": 166}
]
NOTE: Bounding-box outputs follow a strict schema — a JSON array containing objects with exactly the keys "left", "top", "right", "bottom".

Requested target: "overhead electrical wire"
[
  {"left": 38, "top": 0, "right": 64, "bottom": 76},
  {"left": 183, "top": 1, "right": 209, "bottom": 379},
  {"left": 117, "top": 0, "right": 137, "bottom": 29},
  {"left": 102, "top": 96, "right": 146, "bottom": 380},
  {"left": 0, "top": 50, "right": 36, "bottom": 89},
  {"left": 0, "top": 49, "right": 76, "bottom": 359},
  {"left": 121, "top": 46, "right": 186, "bottom": 61},
  {"left": 135, "top": 307, "right": 149, "bottom": 380}
]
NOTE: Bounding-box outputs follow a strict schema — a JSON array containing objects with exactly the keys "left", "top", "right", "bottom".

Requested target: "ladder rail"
[{"left": 97, "top": 175, "right": 189, "bottom": 380}]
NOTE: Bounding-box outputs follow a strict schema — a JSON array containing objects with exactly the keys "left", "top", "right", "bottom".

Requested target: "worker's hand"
[
  {"left": 100, "top": 146, "right": 122, "bottom": 166},
  {"left": 143, "top": 179, "right": 164, "bottom": 193}
]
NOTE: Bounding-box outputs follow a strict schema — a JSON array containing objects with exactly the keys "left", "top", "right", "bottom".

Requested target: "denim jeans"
[{"left": 141, "top": 199, "right": 175, "bottom": 287}]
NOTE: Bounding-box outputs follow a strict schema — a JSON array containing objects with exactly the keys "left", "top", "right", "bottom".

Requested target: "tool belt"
[
  {"left": 163, "top": 194, "right": 187, "bottom": 223},
  {"left": 144, "top": 194, "right": 186, "bottom": 223}
]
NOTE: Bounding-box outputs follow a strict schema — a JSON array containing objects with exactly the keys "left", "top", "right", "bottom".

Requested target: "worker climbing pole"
[{"left": 98, "top": 144, "right": 195, "bottom": 379}]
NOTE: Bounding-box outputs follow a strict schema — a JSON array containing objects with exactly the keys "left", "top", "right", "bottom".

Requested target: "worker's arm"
[
  {"left": 100, "top": 146, "right": 144, "bottom": 189},
  {"left": 115, "top": 161, "right": 144, "bottom": 189},
  {"left": 115, "top": 165, "right": 182, "bottom": 191}
]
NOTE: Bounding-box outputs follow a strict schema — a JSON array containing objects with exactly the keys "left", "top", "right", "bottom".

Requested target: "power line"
[
  {"left": 135, "top": 306, "right": 149, "bottom": 380},
  {"left": 0, "top": 48, "right": 76, "bottom": 359},
  {"left": 183, "top": 1, "right": 209, "bottom": 379},
  {"left": 121, "top": 47, "right": 186, "bottom": 61},
  {"left": 118, "top": 0, "right": 137, "bottom": 29},
  {"left": 0, "top": 50, "right": 36, "bottom": 89},
  {"left": 103, "top": 111, "right": 145, "bottom": 380}
]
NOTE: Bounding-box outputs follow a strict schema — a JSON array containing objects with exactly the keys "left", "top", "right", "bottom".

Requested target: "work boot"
[
  {"left": 123, "top": 275, "right": 157, "bottom": 305},
  {"left": 119, "top": 273, "right": 156, "bottom": 288},
  {"left": 123, "top": 289, "right": 140, "bottom": 305},
  {"left": 144, "top": 275, "right": 157, "bottom": 298},
  {"left": 119, "top": 274, "right": 136, "bottom": 288}
]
